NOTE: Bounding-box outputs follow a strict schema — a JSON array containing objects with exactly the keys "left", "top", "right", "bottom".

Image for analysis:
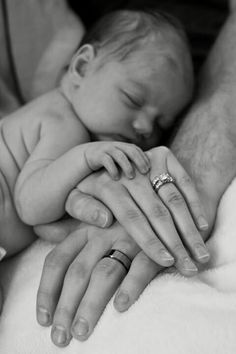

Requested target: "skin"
[
  {"left": 68, "top": 41, "right": 192, "bottom": 150},
  {"left": 35, "top": 4, "right": 236, "bottom": 347}
]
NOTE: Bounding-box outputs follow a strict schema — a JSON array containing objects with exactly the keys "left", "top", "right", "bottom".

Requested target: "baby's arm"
[
  {"left": 14, "top": 114, "right": 92, "bottom": 226},
  {"left": 15, "top": 117, "right": 149, "bottom": 226}
]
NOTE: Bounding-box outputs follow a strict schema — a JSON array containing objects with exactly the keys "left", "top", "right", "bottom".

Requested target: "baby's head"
[{"left": 63, "top": 8, "right": 194, "bottom": 149}]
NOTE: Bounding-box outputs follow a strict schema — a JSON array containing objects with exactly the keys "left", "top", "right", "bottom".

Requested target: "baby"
[{"left": 0, "top": 9, "right": 193, "bottom": 256}]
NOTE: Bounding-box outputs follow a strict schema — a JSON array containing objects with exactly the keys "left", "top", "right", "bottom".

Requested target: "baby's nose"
[{"left": 133, "top": 118, "right": 153, "bottom": 137}]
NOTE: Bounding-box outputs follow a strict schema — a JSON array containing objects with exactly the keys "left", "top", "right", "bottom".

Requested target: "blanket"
[{"left": 1, "top": 179, "right": 236, "bottom": 354}]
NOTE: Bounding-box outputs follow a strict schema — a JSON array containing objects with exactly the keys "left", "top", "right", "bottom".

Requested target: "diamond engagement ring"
[
  {"left": 102, "top": 250, "right": 132, "bottom": 272},
  {"left": 151, "top": 173, "right": 175, "bottom": 193}
]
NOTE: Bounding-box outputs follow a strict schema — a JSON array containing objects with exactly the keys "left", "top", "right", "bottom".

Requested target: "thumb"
[{"left": 65, "top": 188, "right": 113, "bottom": 228}]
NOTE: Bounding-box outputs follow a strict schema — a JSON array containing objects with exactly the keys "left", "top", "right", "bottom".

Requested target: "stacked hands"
[{"left": 35, "top": 145, "right": 210, "bottom": 347}]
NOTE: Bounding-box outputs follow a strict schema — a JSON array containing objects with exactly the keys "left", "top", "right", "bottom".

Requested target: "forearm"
[
  {"left": 15, "top": 143, "right": 93, "bottom": 225},
  {"left": 171, "top": 10, "right": 236, "bottom": 232}
]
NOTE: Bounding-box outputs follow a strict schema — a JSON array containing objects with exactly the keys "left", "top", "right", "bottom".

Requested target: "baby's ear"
[{"left": 69, "top": 44, "right": 96, "bottom": 84}]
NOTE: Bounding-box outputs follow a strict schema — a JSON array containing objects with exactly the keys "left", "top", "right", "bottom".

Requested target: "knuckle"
[
  {"left": 44, "top": 250, "right": 69, "bottom": 270},
  {"left": 178, "top": 174, "right": 193, "bottom": 188},
  {"left": 187, "top": 231, "right": 202, "bottom": 243},
  {"left": 172, "top": 243, "right": 186, "bottom": 256},
  {"left": 102, "top": 154, "right": 111, "bottom": 163},
  {"left": 37, "top": 288, "right": 51, "bottom": 302},
  {"left": 135, "top": 252, "right": 153, "bottom": 267},
  {"left": 143, "top": 237, "right": 160, "bottom": 251},
  {"left": 152, "top": 203, "right": 170, "bottom": 219},
  {"left": 54, "top": 306, "right": 74, "bottom": 319},
  {"left": 67, "top": 261, "right": 88, "bottom": 280},
  {"left": 166, "top": 191, "right": 184, "bottom": 206},
  {"left": 124, "top": 208, "right": 145, "bottom": 222},
  {"left": 93, "top": 258, "right": 119, "bottom": 279}
]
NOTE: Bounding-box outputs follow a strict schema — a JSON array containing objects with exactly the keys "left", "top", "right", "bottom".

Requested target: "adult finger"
[
  {"left": 36, "top": 229, "right": 88, "bottom": 328},
  {"left": 51, "top": 236, "right": 112, "bottom": 347},
  {"left": 71, "top": 239, "right": 139, "bottom": 341},
  {"left": 124, "top": 177, "right": 198, "bottom": 276},
  {"left": 65, "top": 188, "right": 113, "bottom": 228},
  {"left": 167, "top": 152, "right": 209, "bottom": 232},
  {"left": 114, "top": 251, "right": 163, "bottom": 312},
  {"left": 148, "top": 149, "right": 210, "bottom": 263},
  {"left": 157, "top": 183, "right": 210, "bottom": 263},
  {"left": 78, "top": 173, "right": 176, "bottom": 268}
]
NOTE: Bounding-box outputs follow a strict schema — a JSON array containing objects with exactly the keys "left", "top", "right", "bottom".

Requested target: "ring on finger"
[
  {"left": 151, "top": 173, "right": 175, "bottom": 193},
  {"left": 102, "top": 250, "right": 132, "bottom": 272}
]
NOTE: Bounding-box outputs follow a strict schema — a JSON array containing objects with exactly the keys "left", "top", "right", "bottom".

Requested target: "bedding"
[{"left": 0, "top": 178, "right": 236, "bottom": 354}]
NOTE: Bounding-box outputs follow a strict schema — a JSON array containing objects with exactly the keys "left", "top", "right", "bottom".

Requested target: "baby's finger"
[
  {"left": 109, "top": 149, "right": 135, "bottom": 179},
  {"left": 118, "top": 145, "right": 150, "bottom": 174},
  {"left": 102, "top": 154, "right": 120, "bottom": 180},
  {"left": 167, "top": 152, "right": 209, "bottom": 232}
]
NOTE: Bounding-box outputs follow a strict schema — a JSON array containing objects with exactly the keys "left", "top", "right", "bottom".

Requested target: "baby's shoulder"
[{"left": 38, "top": 90, "right": 90, "bottom": 142}]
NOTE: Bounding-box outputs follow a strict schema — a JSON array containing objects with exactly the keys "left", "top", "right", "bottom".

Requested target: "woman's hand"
[
  {"left": 36, "top": 222, "right": 163, "bottom": 346},
  {"left": 66, "top": 146, "right": 210, "bottom": 276}
]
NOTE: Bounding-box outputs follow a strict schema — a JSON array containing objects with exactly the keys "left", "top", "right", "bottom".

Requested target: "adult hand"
[
  {"left": 66, "top": 146, "right": 210, "bottom": 276},
  {"left": 36, "top": 222, "right": 163, "bottom": 346}
]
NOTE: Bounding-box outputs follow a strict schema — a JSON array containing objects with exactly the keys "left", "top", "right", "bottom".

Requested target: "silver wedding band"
[
  {"left": 102, "top": 249, "right": 132, "bottom": 272},
  {"left": 151, "top": 173, "right": 175, "bottom": 193}
]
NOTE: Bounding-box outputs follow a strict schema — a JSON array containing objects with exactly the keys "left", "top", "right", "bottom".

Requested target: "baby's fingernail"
[
  {"left": 73, "top": 317, "right": 89, "bottom": 338},
  {"left": 141, "top": 165, "right": 150, "bottom": 174},
  {"left": 0, "top": 247, "right": 6, "bottom": 261},
  {"left": 198, "top": 216, "right": 209, "bottom": 230},
  {"left": 195, "top": 245, "right": 210, "bottom": 262},
  {"left": 37, "top": 307, "right": 51, "bottom": 326},
  {"left": 182, "top": 258, "right": 198, "bottom": 272},
  {"left": 52, "top": 325, "right": 68, "bottom": 346}
]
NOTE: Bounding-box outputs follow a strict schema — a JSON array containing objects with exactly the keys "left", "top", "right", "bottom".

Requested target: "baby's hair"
[{"left": 79, "top": 8, "right": 190, "bottom": 63}]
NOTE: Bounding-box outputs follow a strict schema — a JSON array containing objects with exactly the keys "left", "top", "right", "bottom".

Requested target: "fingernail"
[
  {"left": 52, "top": 325, "right": 67, "bottom": 345},
  {"left": 141, "top": 165, "right": 149, "bottom": 174},
  {"left": 128, "top": 171, "right": 135, "bottom": 179},
  {"left": 115, "top": 291, "right": 129, "bottom": 305},
  {"left": 97, "top": 211, "right": 108, "bottom": 228},
  {"left": 0, "top": 247, "right": 6, "bottom": 261},
  {"left": 73, "top": 317, "right": 89, "bottom": 337},
  {"left": 37, "top": 307, "right": 51, "bottom": 325},
  {"left": 195, "top": 245, "right": 210, "bottom": 262},
  {"left": 182, "top": 258, "right": 198, "bottom": 272},
  {"left": 198, "top": 216, "right": 209, "bottom": 230},
  {"left": 160, "top": 250, "right": 175, "bottom": 262}
]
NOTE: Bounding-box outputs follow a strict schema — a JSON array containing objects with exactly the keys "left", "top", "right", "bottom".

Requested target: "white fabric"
[{"left": 1, "top": 179, "right": 236, "bottom": 354}]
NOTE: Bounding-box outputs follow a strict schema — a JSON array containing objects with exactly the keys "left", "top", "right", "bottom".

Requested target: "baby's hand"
[{"left": 84, "top": 141, "right": 150, "bottom": 179}]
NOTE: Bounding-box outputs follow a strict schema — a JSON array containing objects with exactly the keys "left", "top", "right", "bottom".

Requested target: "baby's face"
[{"left": 73, "top": 44, "right": 192, "bottom": 149}]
